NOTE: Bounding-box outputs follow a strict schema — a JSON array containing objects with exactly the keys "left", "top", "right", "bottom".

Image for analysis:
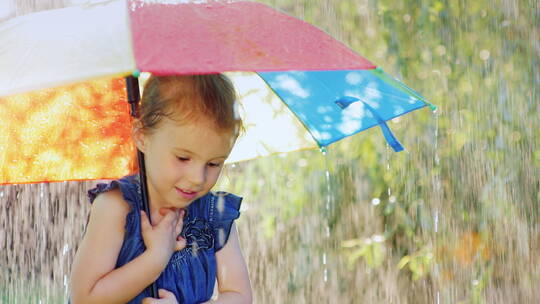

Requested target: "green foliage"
[
  {"left": 343, "top": 235, "right": 386, "bottom": 268},
  {"left": 397, "top": 246, "right": 434, "bottom": 281}
]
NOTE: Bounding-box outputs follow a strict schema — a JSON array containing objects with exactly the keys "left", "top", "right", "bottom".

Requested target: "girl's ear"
[{"left": 132, "top": 120, "right": 147, "bottom": 152}]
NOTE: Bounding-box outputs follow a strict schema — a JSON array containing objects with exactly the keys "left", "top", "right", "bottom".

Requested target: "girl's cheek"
[
  {"left": 172, "top": 159, "right": 187, "bottom": 175},
  {"left": 210, "top": 167, "right": 223, "bottom": 183}
]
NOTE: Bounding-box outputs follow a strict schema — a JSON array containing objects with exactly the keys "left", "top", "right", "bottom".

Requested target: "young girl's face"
[{"left": 136, "top": 116, "right": 235, "bottom": 210}]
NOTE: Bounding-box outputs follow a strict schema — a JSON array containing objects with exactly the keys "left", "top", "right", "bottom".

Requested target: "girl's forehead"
[
  {"left": 157, "top": 117, "right": 235, "bottom": 156},
  {"left": 163, "top": 117, "right": 228, "bottom": 136}
]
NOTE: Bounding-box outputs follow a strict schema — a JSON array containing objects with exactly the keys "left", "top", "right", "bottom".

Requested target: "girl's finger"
[
  {"left": 141, "top": 297, "right": 155, "bottom": 304},
  {"left": 175, "top": 214, "right": 184, "bottom": 236},
  {"left": 158, "top": 288, "right": 176, "bottom": 299},
  {"left": 160, "top": 209, "right": 177, "bottom": 226},
  {"left": 140, "top": 211, "right": 151, "bottom": 231},
  {"left": 175, "top": 236, "right": 186, "bottom": 251},
  {"left": 172, "top": 210, "right": 180, "bottom": 228}
]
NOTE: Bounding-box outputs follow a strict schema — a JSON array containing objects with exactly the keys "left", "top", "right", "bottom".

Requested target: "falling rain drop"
[
  {"left": 216, "top": 194, "right": 225, "bottom": 214},
  {"left": 386, "top": 144, "right": 391, "bottom": 171},
  {"left": 432, "top": 107, "right": 442, "bottom": 300},
  {"left": 403, "top": 14, "right": 411, "bottom": 23},
  {"left": 218, "top": 229, "right": 225, "bottom": 248},
  {"left": 434, "top": 211, "right": 439, "bottom": 233},
  {"left": 373, "top": 235, "right": 385, "bottom": 242},
  {"left": 321, "top": 148, "right": 332, "bottom": 285},
  {"left": 479, "top": 49, "right": 490, "bottom": 61}
]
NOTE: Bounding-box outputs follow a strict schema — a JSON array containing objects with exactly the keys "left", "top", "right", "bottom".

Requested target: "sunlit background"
[{"left": 1, "top": 0, "right": 539, "bottom": 303}]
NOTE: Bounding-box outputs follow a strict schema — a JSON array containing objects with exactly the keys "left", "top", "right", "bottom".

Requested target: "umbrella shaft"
[{"left": 125, "top": 76, "right": 159, "bottom": 298}]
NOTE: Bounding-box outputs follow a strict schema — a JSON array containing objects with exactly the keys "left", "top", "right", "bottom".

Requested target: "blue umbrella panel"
[{"left": 258, "top": 68, "right": 434, "bottom": 152}]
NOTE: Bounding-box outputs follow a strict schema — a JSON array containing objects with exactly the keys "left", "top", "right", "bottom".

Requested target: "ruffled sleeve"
[
  {"left": 86, "top": 175, "right": 141, "bottom": 232},
  {"left": 88, "top": 181, "right": 118, "bottom": 204},
  {"left": 209, "top": 191, "right": 242, "bottom": 252}
]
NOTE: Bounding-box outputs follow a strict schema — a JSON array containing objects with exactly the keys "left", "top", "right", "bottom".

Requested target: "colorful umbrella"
[{"left": 0, "top": 0, "right": 433, "bottom": 186}]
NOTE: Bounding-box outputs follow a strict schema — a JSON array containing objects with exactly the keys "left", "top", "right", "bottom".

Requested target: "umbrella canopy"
[{"left": 0, "top": 0, "right": 433, "bottom": 184}]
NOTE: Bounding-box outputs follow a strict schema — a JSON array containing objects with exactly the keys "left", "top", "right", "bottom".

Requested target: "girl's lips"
[{"left": 175, "top": 187, "right": 198, "bottom": 200}]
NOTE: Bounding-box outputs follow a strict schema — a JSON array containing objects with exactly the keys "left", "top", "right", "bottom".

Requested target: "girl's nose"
[{"left": 187, "top": 165, "right": 206, "bottom": 186}]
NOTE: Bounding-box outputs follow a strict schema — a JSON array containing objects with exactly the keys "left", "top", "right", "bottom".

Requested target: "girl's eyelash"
[{"left": 177, "top": 157, "right": 221, "bottom": 167}]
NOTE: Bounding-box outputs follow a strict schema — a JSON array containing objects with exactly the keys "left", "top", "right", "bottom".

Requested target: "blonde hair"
[{"left": 139, "top": 74, "right": 242, "bottom": 135}]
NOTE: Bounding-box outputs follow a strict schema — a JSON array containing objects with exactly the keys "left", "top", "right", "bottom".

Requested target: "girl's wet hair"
[{"left": 139, "top": 74, "right": 242, "bottom": 135}]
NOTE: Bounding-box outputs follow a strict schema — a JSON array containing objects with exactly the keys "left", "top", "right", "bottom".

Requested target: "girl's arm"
[
  {"left": 206, "top": 223, "right": 252, "bottom": 304},
  {"left": 70, "top": 189, "right": 183, "bottom": 304}
]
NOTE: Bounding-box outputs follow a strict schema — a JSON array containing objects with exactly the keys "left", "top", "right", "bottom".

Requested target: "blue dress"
[{"left": 87, "top": 175, "right": 242, "bottom": 304}]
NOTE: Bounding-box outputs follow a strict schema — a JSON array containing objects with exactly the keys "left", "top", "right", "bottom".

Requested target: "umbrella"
[
  {"left": 0, "top": 0, "right": 434, "bottom": 186},
  {"left": 0, "top": 0, "right": 434, "bottom": 297}
]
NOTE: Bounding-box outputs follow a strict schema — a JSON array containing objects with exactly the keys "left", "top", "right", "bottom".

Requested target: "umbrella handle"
[{"left": 126, "top": 75, "right": 160, "bottom": 298}]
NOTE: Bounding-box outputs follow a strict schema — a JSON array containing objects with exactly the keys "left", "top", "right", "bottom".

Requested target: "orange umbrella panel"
[{"left": 0, "top": 77, "right": 137, "bottom": 184}]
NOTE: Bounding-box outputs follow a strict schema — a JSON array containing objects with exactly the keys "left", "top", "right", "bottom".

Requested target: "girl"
[{"left": 69, "top": 74, "right": 252, "bottom": 304}]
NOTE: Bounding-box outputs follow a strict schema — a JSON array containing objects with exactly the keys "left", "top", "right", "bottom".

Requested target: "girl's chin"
[
  {"left": 163, "top": 191, "right": 204, "bottom": 209},
  {"left": 168, "top": 197, "right": 197, "bottom": 208},
  {"left": 166, "top": 202, "right": 191, "bottom": 209}
]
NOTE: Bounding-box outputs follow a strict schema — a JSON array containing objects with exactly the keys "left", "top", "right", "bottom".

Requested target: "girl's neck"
[
  {"left": 149, "top": 206, "right": 163, "bottom": 225},
  {"left": 144, "top": 176, "right": 167, "bottom": 224}
]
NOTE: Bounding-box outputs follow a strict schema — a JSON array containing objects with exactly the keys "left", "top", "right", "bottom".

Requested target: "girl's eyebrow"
[{"left": 174, "top": 148, "right": 227, "bottom": 160}]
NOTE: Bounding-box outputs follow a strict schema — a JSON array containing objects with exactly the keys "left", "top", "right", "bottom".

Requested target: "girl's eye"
[
  {"left": 208, "top": 162, "right": 222, "bottom": 168},
  {"left": 177, "top": 157, "right": 189, "bottom": 162}
]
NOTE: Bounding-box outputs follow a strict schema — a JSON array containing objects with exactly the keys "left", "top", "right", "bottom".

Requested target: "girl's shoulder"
[
  {"left": 90, "top": 186, "right": 130, "bottom": 215},
  {"left": 87, "top": 175, "right": 141, "bottom": 231}
]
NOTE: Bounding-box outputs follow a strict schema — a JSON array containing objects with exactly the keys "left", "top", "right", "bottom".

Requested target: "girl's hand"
[
  {"left": 142, "top": 288, "right": 179, "bottom": 304},
  {"left": 140, "top": 208, "right": 186, "bottom": 266}
]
